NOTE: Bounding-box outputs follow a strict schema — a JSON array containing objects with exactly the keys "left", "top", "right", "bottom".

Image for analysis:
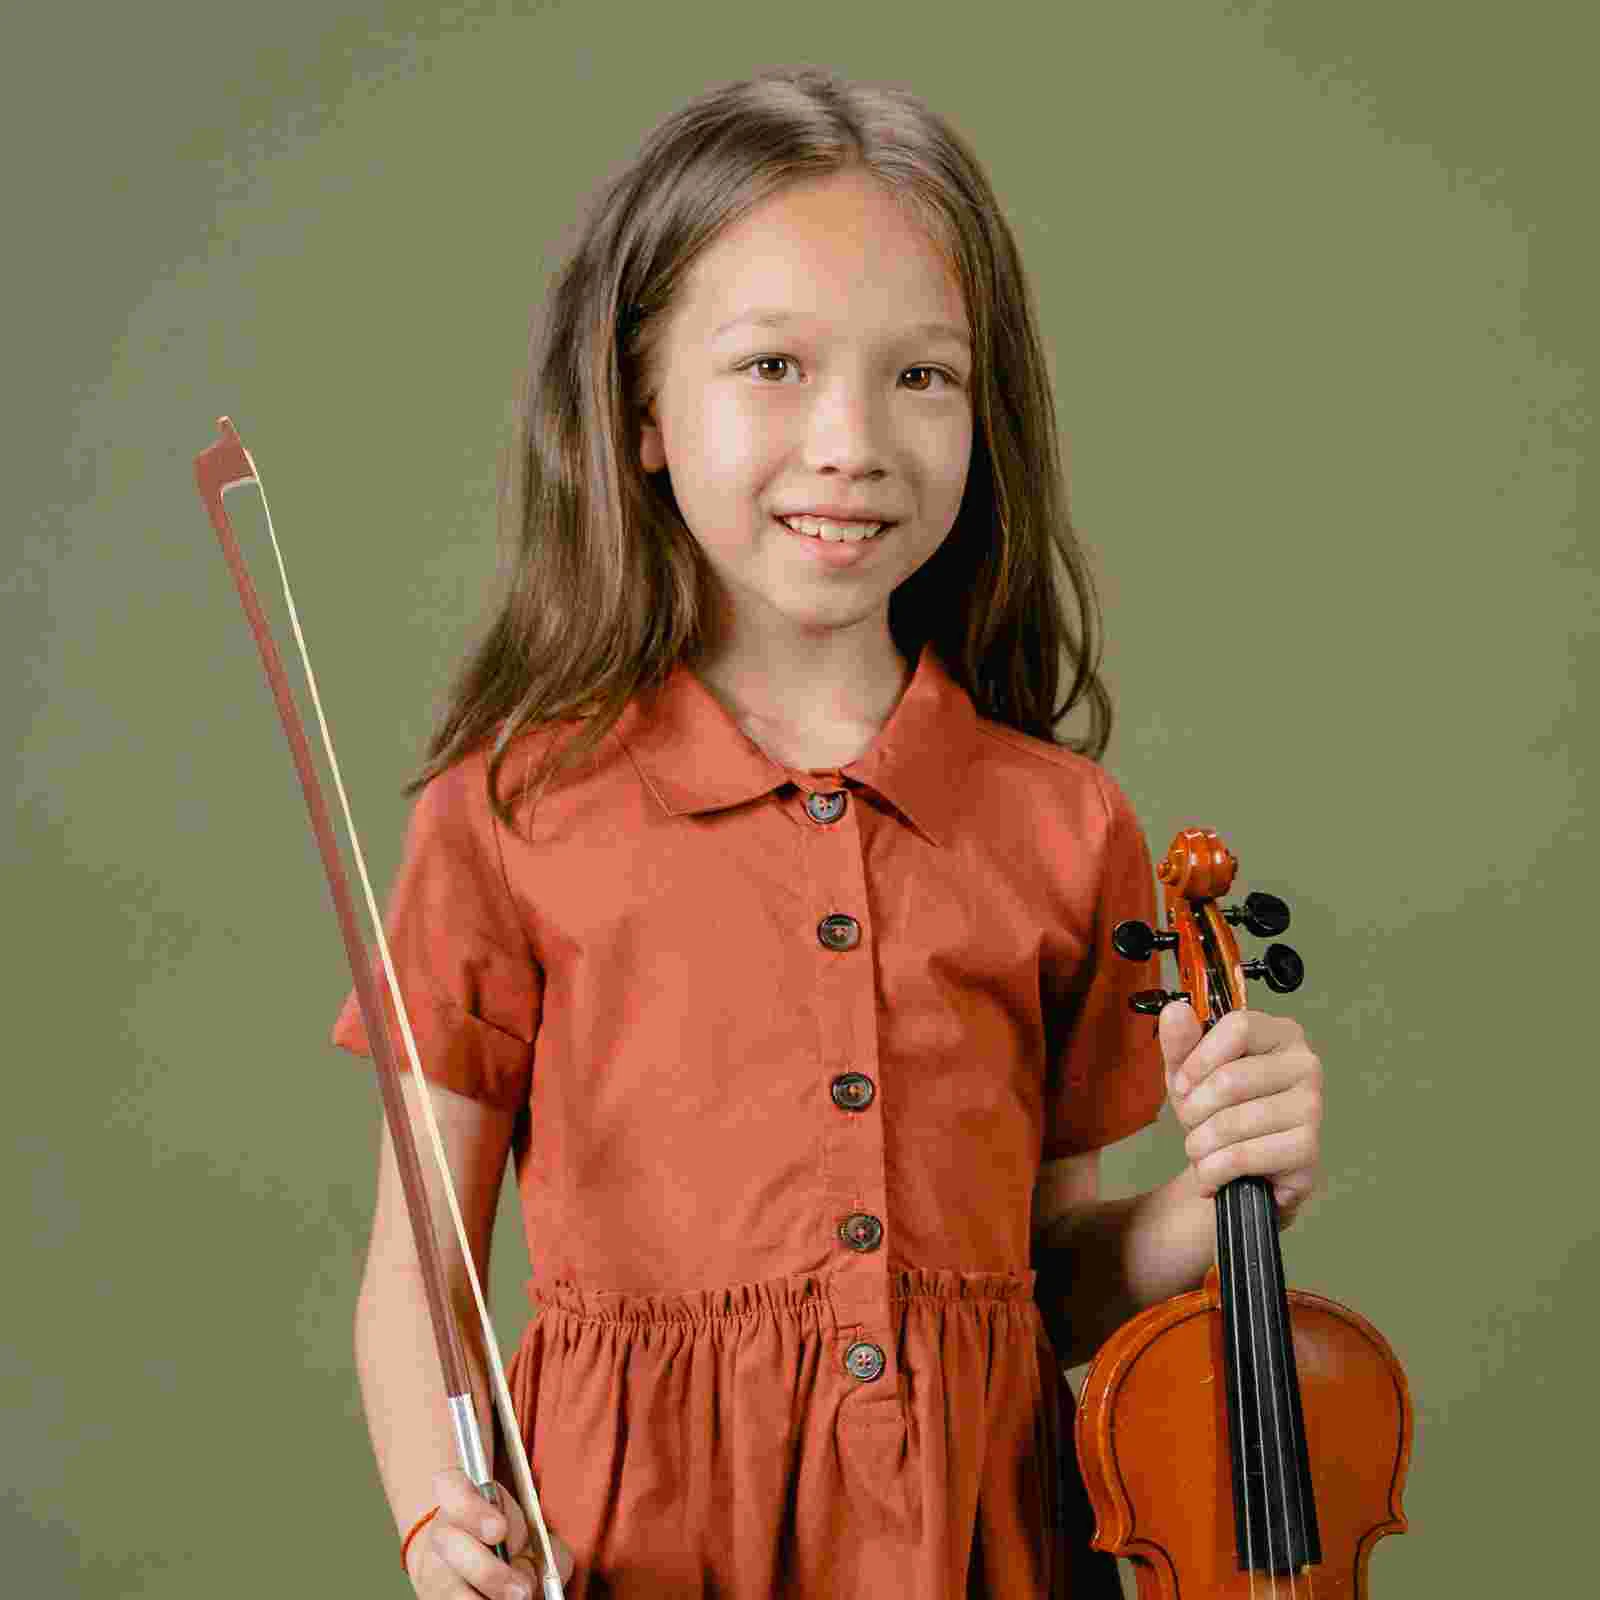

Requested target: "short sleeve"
[
  {"left": 1040, "top": 768, "right": 1167, "bottom": 1159},
  {"left": 329, "top": 752, "right": 541, "bottom": 1113}
]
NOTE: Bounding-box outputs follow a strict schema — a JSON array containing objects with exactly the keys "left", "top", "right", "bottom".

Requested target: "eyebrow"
[{"left": 711, "top": 309, "right": 971, "bottom": 350}]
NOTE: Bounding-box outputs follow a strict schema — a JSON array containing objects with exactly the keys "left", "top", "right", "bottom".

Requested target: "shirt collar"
[{"left": 614, "top": 639, "right": 979, "bottom": 847}]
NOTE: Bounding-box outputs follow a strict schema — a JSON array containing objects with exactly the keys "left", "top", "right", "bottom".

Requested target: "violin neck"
[{"left": 1215, "top": 1174, "right": 1323, "bottom": 1575}]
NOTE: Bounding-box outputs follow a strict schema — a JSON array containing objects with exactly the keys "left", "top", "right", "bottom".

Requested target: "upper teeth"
[{"left": 781, "top": 515, "right": 886, "bottom": 542}]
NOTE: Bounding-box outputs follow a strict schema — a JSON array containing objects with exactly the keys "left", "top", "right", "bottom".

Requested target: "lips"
[{"left": 777, "top": 511, "right": 896, "bottom": 524}]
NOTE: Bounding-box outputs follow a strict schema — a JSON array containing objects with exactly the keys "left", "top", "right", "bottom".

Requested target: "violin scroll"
[{"left": 1112, "top": 826, "right": 1304, "bottom": 1026}]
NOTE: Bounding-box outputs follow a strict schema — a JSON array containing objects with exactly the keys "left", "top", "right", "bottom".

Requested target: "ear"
[{"left": 639, "top": 399, "right": 666, "bottom": 474}]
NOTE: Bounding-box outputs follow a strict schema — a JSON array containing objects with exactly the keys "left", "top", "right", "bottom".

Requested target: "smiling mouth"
[{"left": 775, "top": 515, "right": 890, "bottom": 544}]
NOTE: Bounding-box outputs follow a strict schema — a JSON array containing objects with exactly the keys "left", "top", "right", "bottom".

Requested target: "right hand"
[{"left": 406, "top": 1467, "right": 576, "bottom": 1598}]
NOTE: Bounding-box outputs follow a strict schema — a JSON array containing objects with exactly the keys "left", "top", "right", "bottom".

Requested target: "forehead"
[
  {"left": 709, "top": 307, "right": 970, "bottom": 352},
  {"left": 677, "top": 175, "right": 968, "bottom": 342}
]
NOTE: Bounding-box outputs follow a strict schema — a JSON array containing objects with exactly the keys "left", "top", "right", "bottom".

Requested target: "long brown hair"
[{"left": 410, "top": 65, "right": 1113, "bottom": 833}]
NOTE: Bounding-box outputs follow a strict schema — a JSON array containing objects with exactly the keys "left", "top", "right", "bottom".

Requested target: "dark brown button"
[
  {"left": 830, "top": 1072, "right": 875, "bottom": 1111},
  {"left": 805, "top": 789, "right": 847, "bottom": 823},
  {"left": 843, "top": 1341, "right": 886, "bottom": 1382},
  {"left": 818, "top": 914, "right": 860, "bottom": 951},
  {"left": 838, "top": 1213, "right": 883, "bottom": 1252}
]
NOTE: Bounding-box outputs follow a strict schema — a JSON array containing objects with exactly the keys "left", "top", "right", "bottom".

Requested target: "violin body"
[
  {"left": 1075, "top": 825, "right": 1413, "bottom": 1595},
  {"left": 1076, "top": 1267, "right": 1412, "bottom": 1597}
]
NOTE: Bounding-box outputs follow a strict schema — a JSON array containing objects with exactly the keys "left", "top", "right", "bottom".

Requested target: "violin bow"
[{"left": 192, "top": 416, "right": 566, "bottom": 1600}]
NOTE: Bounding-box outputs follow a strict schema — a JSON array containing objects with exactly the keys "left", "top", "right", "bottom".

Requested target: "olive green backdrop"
[{"left": 7, "top": 1, "right": 1591, "bottom": 1593}]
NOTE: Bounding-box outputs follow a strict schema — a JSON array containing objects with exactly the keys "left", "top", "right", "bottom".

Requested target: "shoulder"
[
  {"left": 409, "top": 741, "right": 499, "bottom": 835},
  {"left": 968, "top": 715, "right": 1140, "bottom": 839},
  {"left": 415, "top": 717, "right": 595, "bottom": 820},
  {"left": 390, "top": 747, "right": 513, "bottom": 898},
  {"left": 419, "top": 715, "right": 650, "bottom": 859}
]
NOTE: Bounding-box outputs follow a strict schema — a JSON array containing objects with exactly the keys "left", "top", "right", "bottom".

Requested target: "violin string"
[
  {"left": 1249, "top": 1180, "right": 1295, "bottom": 1598},
  {"left": 1198, "top": 915, "right": 1270, "bottom": 1599},
  {"left": 245, "top": 466, "right": 567, "bottom": 1598},
  {"left": 1222, "top": 1175, "right": 1259, "bottom": 1600},
  {"left": 1249, "top": 1183, "right": 1281, "bottom": 1598},
  {"left": 1266, "top": 1180, "right": 1317, "bottom": 1599},
  {"left": 1216, "top": 930, "right": 1281, "bottom": 1598},
  {"left": 1207, "top": 970, "right": 1260, "bottom": 1599}
]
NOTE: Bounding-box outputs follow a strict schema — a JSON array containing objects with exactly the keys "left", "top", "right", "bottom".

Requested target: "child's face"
[{"left": 639, "top": 169, "right": 973, "bottom": 651}]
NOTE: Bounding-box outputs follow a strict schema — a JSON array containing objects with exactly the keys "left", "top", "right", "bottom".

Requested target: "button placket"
[{"left": 803, "top": 780, "right": 897, "bottom": 1396}]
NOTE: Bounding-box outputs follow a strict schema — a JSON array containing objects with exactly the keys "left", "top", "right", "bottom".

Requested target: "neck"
[{"left": 691, "top": 624, "right": 913, "bottom": 746}]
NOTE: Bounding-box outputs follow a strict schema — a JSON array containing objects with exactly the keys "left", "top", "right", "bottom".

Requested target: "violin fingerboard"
[{"left": 1216, "top": 1175, "right": 1323, "bottom": 1575}]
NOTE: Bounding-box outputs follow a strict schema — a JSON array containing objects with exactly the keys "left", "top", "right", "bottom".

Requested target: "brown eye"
[{"left": 737, "top": 356, "right": 958, "bottom": 391}]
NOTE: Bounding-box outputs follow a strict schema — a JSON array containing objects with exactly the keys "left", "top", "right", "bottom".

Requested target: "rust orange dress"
[{"left": 332, "top": 639, "right": 1164, "bottom": 1597}]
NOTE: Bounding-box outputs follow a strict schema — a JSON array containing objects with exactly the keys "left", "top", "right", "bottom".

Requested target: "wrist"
[
  {"left": 401, "top": 1505, "right": 439, "bottom": 1583},
  {"left": 1132, "top": 1164, "right": 1215, "bottom": 1294}
]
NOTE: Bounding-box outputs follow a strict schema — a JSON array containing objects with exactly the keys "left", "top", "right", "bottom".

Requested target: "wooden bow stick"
[{"left": 192, "top": 416, "right": 565, "bottom": 1599}]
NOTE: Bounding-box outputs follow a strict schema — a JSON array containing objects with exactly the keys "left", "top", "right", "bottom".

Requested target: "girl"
[{"left": 336, "top": 66, "right": 1324, "bottom": 1599}]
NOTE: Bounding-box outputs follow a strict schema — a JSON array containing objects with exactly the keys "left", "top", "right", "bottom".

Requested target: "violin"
[{"left": 1074, "top": 826, "right": 1412, "bottom": 1597}]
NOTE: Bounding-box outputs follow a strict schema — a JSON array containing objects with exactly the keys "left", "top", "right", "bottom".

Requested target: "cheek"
[
  {"left": 681, "top": 395, "right": 775, "bottom": 486},
  {"left": 928, "top": 417, "right": 974, "bottom": 506},
  {"left": 900, "top": 398, "right": 971, "bottom": 458}
]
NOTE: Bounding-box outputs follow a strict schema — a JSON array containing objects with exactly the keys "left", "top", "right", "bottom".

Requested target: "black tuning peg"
[
  {"left": 1130, "top": 989, "right": 1190, "bottom": 1016},
  {"left": 1241, "top": 942, "right": 1305, "bottom": 994},
  {"left": 1222, "top": 891, "right": 1291, "bottom": 938},
  {"left": 1112, "top": 919, "right": 1180, "bottom": 962}
]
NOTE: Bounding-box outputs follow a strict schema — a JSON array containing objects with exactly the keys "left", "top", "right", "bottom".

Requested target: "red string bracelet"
[{"left": 400, "top": 1506, "right": 440, "bottom": 1575}]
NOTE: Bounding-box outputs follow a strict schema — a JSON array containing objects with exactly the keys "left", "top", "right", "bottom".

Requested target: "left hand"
[{"left": 1158, "top": 1002, "right": 1323, "bottom": 1223}]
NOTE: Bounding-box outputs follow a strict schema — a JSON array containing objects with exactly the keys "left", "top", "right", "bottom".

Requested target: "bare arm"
[
  {"left": 1030, "top": 1151, "right": 1215, "bottom": 1368},
  {"left": 353, "top": 1072, "right": 518, "bottom": 1549}
]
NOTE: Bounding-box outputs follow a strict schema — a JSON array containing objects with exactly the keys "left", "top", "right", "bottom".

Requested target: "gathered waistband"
[{"left": 526, "top": 1264, "right": 1040, "bottom": 1327}]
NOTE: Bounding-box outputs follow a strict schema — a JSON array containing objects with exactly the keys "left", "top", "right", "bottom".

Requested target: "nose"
[{"left": 796, "top": 376, "right": 894, "bottom": 478}]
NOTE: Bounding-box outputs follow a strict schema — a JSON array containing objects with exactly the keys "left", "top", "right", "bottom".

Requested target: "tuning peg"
[
  {"left": 1131, "top": 988, "right": 1190, "bottom": 1016},
  {"left": 1241, "top": 942, "right": 1304, "bottom": 994},
  {"left": 1222, "top": 890, "right": 1291, "bottom": 938},
  {"left": 1112, "top": 919, "right": 1181, "bottom": 962}
]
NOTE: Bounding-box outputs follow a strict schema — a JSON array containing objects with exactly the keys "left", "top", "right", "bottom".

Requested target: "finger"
[
  {"left": 435, "top": 1469, "right": 525, "bottom": 1555},
  {"left": 1189, "top": 1124, "right": 1320, "bottom": 1198},
  {"left": 1273, "top": 1171, "right": 1318, "bottom": 1216},
  {"left": 512, "top": 1526, "right": 577, "bottom": 1589},
  {"left": 1173, "top": 1049, "right": 1321, "bottom": 1130},
  {"left": 473, "top": 1480, "right": 574, "bottom": 1590},
  {"left": 424, "top": 1515, "right": 536, "bottom": 1600},
  {"left": 433, "top": 1466, "right": 484, "bottom": 1527},
  {"left": 1172, "top": 1010, "right": 1304, "bottom": 1095},
  {"left": 1183, "top": 1083, "right": 1321, "bottom": 1165},
  {"left": 477, "top": 1480, "right": 531, "bottom": 1556},
  {"left": 1157, "top": 998, "right": 1203, "bottom": 1087}
]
